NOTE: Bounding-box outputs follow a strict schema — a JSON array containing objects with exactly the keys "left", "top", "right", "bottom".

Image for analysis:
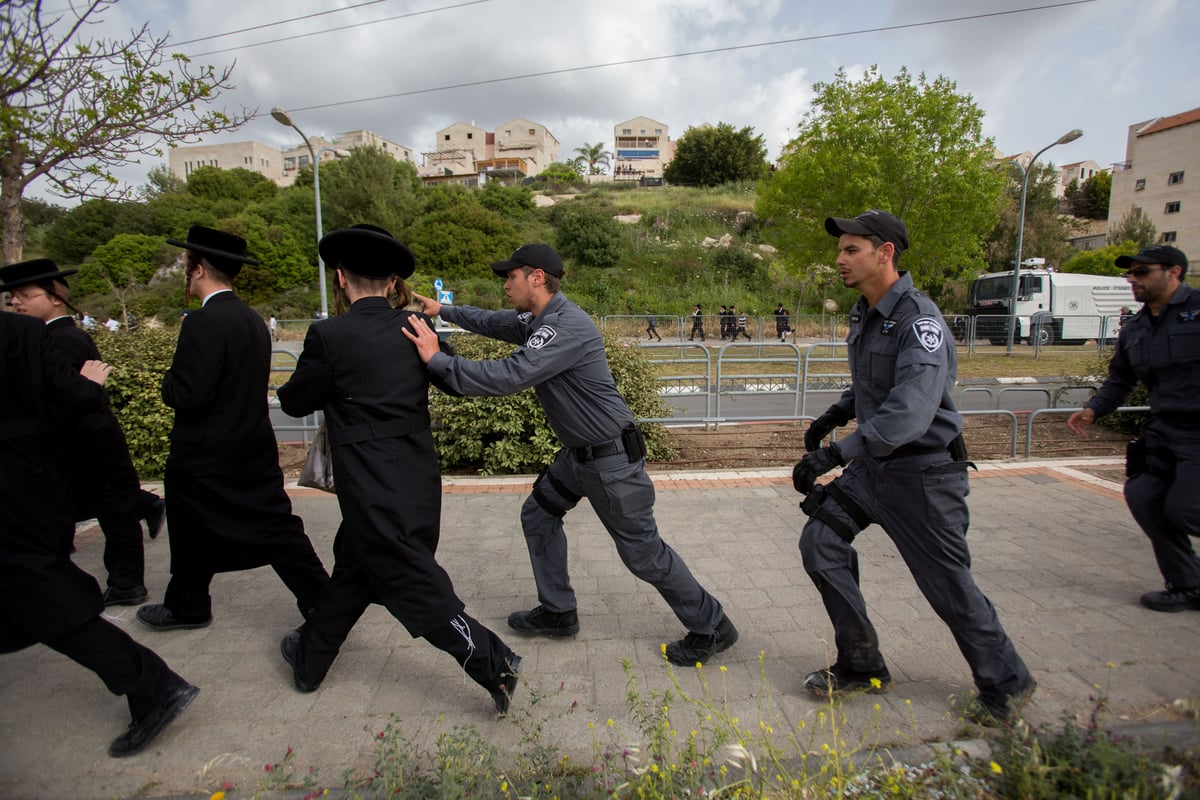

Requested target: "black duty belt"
[
  {"left": 876, "top": 443, "right": 949, "bottom": 461},
  {"left": 571, "top": 439, "right": 624, "bottom": 462},
  {"left": 328, "top": 415, "right": 430, "bottom": 447},
  {"left": 1155, "top": 412, "right": 1200, "bottom": 430}
]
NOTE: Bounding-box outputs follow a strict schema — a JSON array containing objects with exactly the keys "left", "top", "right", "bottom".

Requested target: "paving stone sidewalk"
[{"left": 1, "top": 458, "right": 1197, "bottom": 799}]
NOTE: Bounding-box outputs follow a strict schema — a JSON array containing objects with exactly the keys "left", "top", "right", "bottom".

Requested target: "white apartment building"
[
  {"left": 613, "top": 116, "right": 674, "bottom": 181},
  {"left": 1108, "top": 107, "right": 1200, "bottom": 253},
  {"left": 421, "top": 118, "right": 560, "bottom": 184}
]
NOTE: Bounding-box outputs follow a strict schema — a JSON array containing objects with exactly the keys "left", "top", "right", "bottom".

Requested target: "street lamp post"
[
  {"left": 1006, "top": 128, "right": 1083, "bottom": 353},
  {"left": 271, "top": 106, "right": 328, "bottom": 319}
]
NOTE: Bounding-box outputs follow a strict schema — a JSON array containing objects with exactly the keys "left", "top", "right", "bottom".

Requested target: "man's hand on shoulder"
[{"left": 402, "top": 315, "right": 441, "bottom": 364}]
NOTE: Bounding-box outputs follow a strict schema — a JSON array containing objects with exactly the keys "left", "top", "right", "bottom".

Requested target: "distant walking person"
[
  {"left": 137, "top": 226, "right": 329, "bottom": 632},
  {"left": 733, "top": 308, "right": 752, "bottom": 341},
  {"left": 793, "top": 210, "right": 1034, "bottom": 725},
  {"left": 276, "top": 225, "right": 522, "bottom": 714},
  {"left": 404, "top": 244, "right": 738, "bottom": 666},
  {"left": 645, "top": 308, "right": 663, "bottom": 341},
  {"left": 268, "top": 314, "right": 279, "bottom": 342},
  {"left": 1, "top": 259, "right": 165, "bottom": 607},
  {"left": 0, "top": 312, "right": 197, "bottom": 758},
  {"left": 1068, "top": 246, "right": 1200, "bottom": 612},
  {"left": 689, "top": 303, "right": 706, "bottom": 341}
]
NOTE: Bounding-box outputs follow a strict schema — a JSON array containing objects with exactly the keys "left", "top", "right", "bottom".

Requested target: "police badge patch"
[
  {"left": 526, "top": 325, "right": 558, "bottom": 349},
  {"left": 913, "top": 317, "right": 944, "bottom": 352}
]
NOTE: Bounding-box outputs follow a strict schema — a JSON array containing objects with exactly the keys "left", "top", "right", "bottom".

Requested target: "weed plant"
[{"left": 212, "top": 654, "right": 1197, "bottom": 799}]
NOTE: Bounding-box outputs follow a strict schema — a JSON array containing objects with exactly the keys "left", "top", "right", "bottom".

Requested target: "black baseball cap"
[
  {"left": 825, "top": 210, "right": 910, "bottom": 253},
  {"left": 1115, "top": 245, "right": 1188, "bottom": 274},
  {"left": 490, "top": 243, "right": 564, "bottom": 278}
]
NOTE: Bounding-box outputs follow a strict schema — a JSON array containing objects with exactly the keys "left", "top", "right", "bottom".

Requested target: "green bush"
[
  {"left": 430, "top": 330, "right": 674, "bottom": 475},
  {"left": 551, "top": 204, "right": 622, "bottom": 268},
  {"left": 92, "top": 327, "right": 178, "bottom": 478}
]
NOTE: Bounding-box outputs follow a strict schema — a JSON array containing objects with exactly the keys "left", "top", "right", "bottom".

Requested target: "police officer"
[
  {"left": 403, "top": 244, "right": 738, "bottom": 666},
  {"left": 793, "top": 210, "right": 1034, "bottom": 725},
  {"left": 1067, "top": 245, "right": 1200, "bottom": 612},
  {"left": 276, "top": 225, "right": 521, "bottom": 714}
]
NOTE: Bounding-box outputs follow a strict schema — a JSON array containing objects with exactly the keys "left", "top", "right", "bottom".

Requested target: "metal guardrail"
[{"left": 1024, "top": 406, "right": 1148, "bottom": 458}]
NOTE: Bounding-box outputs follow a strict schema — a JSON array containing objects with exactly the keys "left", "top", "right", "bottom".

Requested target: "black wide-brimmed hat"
[
  {"left": 166, "top": 226, "right": 262, "bottom": 271},
  {"left": 318, "top": 224, "right": 416, "bottom": 280},
  {"left": 0, "top": 258, "right": 78, "bottom": 290}
]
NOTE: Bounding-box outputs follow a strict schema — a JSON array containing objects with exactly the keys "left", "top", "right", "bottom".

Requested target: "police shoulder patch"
[
  {"left": 912, "top": 317, "right": 944, "bottom": 352},
  {"left": 526, "top": 325, "right": 558, "bottom": 349}
]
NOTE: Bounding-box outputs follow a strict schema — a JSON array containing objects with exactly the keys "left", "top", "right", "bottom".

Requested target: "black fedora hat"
[
  {"left": 166, "top": 226, "right": 261, "bottom": 267},
  {"left": 0, "top": 258, "right": 79, "bottom": 291},
  {"left": 319, "top": 224, "right": 416, "bottom": 280}
]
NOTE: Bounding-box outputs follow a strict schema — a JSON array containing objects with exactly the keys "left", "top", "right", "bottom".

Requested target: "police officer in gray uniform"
[
  {"left": 793, "top": 210, "right": 1034, "bottom": 725},
  {"left": 1068, "top": 245, "right": 1200, "bottom": 612},
  {"left": 404, "top": 244, "right": 738, "bottom": 666}
]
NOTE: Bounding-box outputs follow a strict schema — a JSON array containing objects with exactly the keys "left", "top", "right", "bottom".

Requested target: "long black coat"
[
  {"left": 44, "top": 316, "right": 142, "bottom": 520},
  {"left": 161, "top": 291, "right": 306, "bottom": 574},
  {"left": 276, "top": 297, "right": 462, "bottom": 636},
  {"left": 0, "top": 313, "right": 108, "bottom": 650}
]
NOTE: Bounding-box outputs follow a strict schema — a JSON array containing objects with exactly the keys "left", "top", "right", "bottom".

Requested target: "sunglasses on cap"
[{"left": 1124, "top": 265, "right": 1169, "bottom": 279}]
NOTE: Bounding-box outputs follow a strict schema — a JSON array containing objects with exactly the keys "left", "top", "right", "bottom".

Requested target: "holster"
[
  {"left": 949, "top": 432, "right": 977, "bottom": 471},
  {"left": 621, "top": 424, "right": 647, "bottom": 463},
  {"left": 1125, "top": 437, "right": 1146, "bottom": 478}
]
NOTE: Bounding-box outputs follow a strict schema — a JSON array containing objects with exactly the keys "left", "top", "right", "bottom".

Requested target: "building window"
[
  {"left": 466, "top": 133, "right": 472, "bottom": 140},
  {"left": 528, "top": 128, "right": 535, "bottom": 135},
  {"left": 1166, "top": 201, "right": 1181, "bottom": 214},
  {"left": 1169, "top": 171, "right": 1184, "bottom": 185},
  {"left": 622, "top": 128, "right": 631, "bottom": 135},
  {"left": 1162, "top": 231, "right": 1177, "bottom": 242},
  {"left": 284, "top": 157, "right": 295, "bottom": 170},
  {"left": 444, "top": 134, "right": 450, "bottom": 141},
  {"left": 655, "top": 129, "right": 662, "bottom": 135},
  {"left": 1134, "top": 178, "right": 1146, "bottom": 190},
  {"left": 298, "top": 156, "right": 310, "bottom": 167}
]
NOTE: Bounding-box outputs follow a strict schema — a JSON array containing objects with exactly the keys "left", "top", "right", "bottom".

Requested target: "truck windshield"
[{"left": 972, "top": 275, "right": 1042, "bottom": 303}]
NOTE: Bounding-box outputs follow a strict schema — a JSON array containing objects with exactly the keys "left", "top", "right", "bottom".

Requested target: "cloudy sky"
[{"left": 31, "top": 0, "right": 1200, "bottom": 199}]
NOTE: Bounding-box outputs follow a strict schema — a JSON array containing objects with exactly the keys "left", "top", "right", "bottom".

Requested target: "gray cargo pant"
[
  {"left": 1125, "top": 421, "right": 1200, "bottom": 589},
  {"left": 799, "top": 452, "right": 1030, "bottom": 704},
  {"left": 520, "top": 447, "right": 724, "bottom": 634}
]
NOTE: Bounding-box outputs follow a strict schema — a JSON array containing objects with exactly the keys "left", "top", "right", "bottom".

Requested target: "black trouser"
[
  {"left": 44, "top": 616, "right": 177, "bottom": 719},
  {"left": 298, "top": 541, "right": 514, "bottom": 693}
]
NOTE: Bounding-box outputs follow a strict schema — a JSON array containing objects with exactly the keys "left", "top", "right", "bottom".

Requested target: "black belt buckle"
[{"left": 574, "top": 440, "right": 622, "bottom": 462}]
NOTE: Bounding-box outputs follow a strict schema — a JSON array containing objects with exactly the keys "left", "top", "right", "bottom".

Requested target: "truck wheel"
[{"left": 1034, "top": 325, "right": 1054, "bottom": 347}]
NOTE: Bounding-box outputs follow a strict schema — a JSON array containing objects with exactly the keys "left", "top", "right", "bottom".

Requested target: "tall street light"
[
  {"left": 271, "top": 106, "right": 328, "bottom": 319},
  {"left": 1006, "top": 128, "right": 1083, "bottom": 353}
]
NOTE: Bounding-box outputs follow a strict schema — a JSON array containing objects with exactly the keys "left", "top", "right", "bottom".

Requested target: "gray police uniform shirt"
[
  {"left": 430, "top": 293, "right": 635, "bottom": 448},
  {"left": 833, "top": 272, "right": 962, "bottom": 460},
  {"left": 1088, "top": 283, "right": 1200, "bottom": 419}
]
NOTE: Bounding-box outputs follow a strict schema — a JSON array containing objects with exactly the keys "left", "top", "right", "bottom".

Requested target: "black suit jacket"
[
  {"left": 0, "top": 313, "right": 108, "bottom": 649},
  {"left": 44, "top": 316, "right": 141, "bottom": 519},
  {"left": 276, "top": 297, "right": 463, "bottom": 635}
]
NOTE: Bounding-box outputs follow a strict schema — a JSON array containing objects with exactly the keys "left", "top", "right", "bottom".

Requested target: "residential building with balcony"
[
  {"left": 420, "top": 118, "right": 560, "bottom": 186},
  {"left": 1056, "top": 159, "right": 1107, "bottom": 198},
  {"left": 1108, "top": 106, "right": 1200, "bottom": 253},
  {"left": 613, "top": 116, "right": 674, "bottom": 182}
]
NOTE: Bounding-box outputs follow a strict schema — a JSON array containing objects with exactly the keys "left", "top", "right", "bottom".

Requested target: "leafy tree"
[
  {"left": 316, "top": 147, "right": 423, "bottom": 235},
  {"left": 551, "top": 203, "right": 622, "bottom": 268},
  {"left": 77, "top": 233, "right": 170, "bottom": 322},
  {"left": 572, "top": 141, "right": 612, "bottom": 175},
  {"left": 478, "top": 180, "right": 534, "bottom": 220},
  {"left": 663, "top": 122, "right": 768, "bottom": 187},
  {"left": 1060, "top": 242, "right": 1138, "bottom": 276},
  {"left": 44, "top": 198, "right": 120, "bottom": 264},
  {"left": 757, "top": 66, "right": 1006, "bottom": 297},
  {"left": 529, "top": 161, "right": 584, "bottom": 190},
  {"left": 406, "top": 204, "right": 521, "bottom": 284},
  {"left": 140, "top": 164, "right": 186, "bottom": 199},
  {"left": 186, "top": 166, "right": 276, "bottom": 204},
  {"left": 1108, "top": 206, "right": 1157, "bottom": 248},
  {"left": 985, "top": 160, "right": 1071, "bottom": 272},
  {"left": 225, "top": 213, "right": 313, "bottom": 305},
  {"left": 1066, "top": 171, "right": 1111, "bottom": 220},
  {"left": 0, "top": 0, "right": 248, "bottom": 262}
]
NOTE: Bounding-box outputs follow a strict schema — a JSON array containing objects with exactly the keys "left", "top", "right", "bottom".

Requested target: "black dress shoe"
[
  {"left": 143, "top": 497, "right": 165, "bottom": 540},
  {"left": 507, "top": 605, "right": 579, "bottom": 637},
  {"left": 491, "top": 655, "right": 522, "bottom": 717},
  {"left": 665, "top": 614, "right": 739, "bottom": 666},
  {"left": 109, "top": 680, "right": 199, "bottom": 758},
  {"left": 103, "top": 584, "right": 148, "bottom": 607},
  {"left": 136, "top": 604, "right": 211, "bottom": 631},
  {"left": 279, "top": 629, "right": 319, "bottom": 693},
  {"left": 802, "top": 664, "right": 892, "bottom": 697}
]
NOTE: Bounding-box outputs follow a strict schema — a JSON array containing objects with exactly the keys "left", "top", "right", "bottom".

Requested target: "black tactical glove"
[
  {"left": 792, "top": 442, "right": 845, "bottom": 494},
  {"left": 804, "top": 405, "right": 851, "bottom": 452}
]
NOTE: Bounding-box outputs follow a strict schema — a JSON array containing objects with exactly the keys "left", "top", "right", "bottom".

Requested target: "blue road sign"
[
  {"left": 433, "top": 278, "right": 444, "bottom": 292},
  {"left": 438, "top": 290, "right": 453, "bottom": 305}
]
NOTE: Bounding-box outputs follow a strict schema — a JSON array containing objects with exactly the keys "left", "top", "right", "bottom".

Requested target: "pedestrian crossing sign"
[{"left": 438, "top": 290, "right": 453, "bottom": 305}]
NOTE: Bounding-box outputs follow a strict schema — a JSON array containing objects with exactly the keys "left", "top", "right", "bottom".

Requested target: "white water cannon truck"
[{"left": 966, "top": 262, "right": 1137, "bottom": 346}]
